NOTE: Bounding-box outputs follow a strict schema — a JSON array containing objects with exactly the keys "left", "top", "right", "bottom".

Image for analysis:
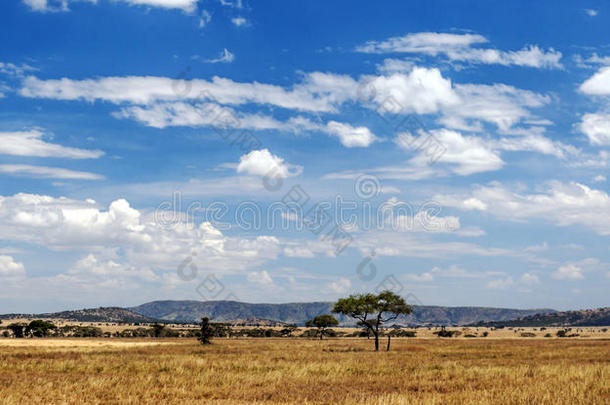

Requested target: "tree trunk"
[
  {"left": 319, "top": 329, "right": 323, "bottom": 340},
  {"left": 386, "top": 335, "right": 391, "bottom": 351},
  {"left": 374, "top": 332, "right": 379, "bottom": 351}
]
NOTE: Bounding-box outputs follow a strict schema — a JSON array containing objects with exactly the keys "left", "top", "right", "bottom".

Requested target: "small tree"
[
  {"left": 333, "top": 291, "right": 412, "bottom": 351},
  {"left": 280, "top": 324, "right": 299, "bottom": 337},
  {"left": 7, "top": 323, "right": 26, "bottom": 338},
  {"left": 26, "top": 320, "right": 56, "bottom": 337},
  {"left": 150, "top": 323, "right": 166, "bottom": 338},
  {"left": 305, "top": 315, "right": 339, "bottom": 340},
  {"left": 198, "top": 317, "right": 214, "bottom": 345}
]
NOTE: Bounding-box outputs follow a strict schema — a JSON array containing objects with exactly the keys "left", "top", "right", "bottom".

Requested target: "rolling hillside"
[
  {"left": 0, "top": 307, "right": 158, "bottom": 323},
  {"left": 472, "top": 307, "right": 610, "bottom": 327},
  {"left": 130, "top": 300, "right": 555, "bottom": 326}
]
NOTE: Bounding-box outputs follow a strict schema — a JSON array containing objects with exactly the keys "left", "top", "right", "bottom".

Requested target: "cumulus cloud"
[
  {"left": 324, "top": 121, "right": 378, "bottom": 147},
  {"left": 236, "top": 149, "right": 302, "bottom": 178},
  {"left": 0, "top": 255, "right": 26, "bottom": 279},
  {"left": 362, "top": 68, "right": 460, "bottom": 115},
  {"left": 580, "top": 67, "right": 610, "bottom": 95},
  {"left": 0, "top": 193, "right": 282, "bottom": 275},
  {"left": 552, "top": 264, "right": 584, "bottom": 280},
  {"left": 246, "top": 270, "right": 274, "bottom": 285},
  {"left": 578, "top": 113, "right": 610, "bottom": 145},
  {"left": 436, "top": 181, "right": 610, "bottom": 235},
  {"left": 330, "top": 277, "right": 351, "bottom": 293},
  {"left": 0, "top": 129, "right": 103, "bottom": 159},
  {"left": 0, "top": 164, "right": 104, "bottom": 180},
  {"left": 356, "top": 32, "right": 562, "bottom": 69}
]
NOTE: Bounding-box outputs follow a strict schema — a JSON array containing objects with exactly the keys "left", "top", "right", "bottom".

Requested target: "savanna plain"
[{"left": 1, "top": 336, "right": 608, "bottom": 404}]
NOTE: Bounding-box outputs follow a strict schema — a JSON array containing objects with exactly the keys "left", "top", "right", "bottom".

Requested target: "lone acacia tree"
[
  {"left": 198, "top": 317, "right": 214, "bottom": 345},
  {"left": 333, "top": 290, "right": 412, "bottom": 351},
  {"left": 305, "top": 315, "right": 339, "bottom": 340}
]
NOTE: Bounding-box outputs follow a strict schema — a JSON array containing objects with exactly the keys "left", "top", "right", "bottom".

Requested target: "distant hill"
[
  {"left": 472, "top": 307, "right": 610, "bottom": 327},
  {"left": 130, "top": 300, "right": 555, "bottom": 326},
  {"left": 0, "top": 307, "right": 158, "bottom": 324}
]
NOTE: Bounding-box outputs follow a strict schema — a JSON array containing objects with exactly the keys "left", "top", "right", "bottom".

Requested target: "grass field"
[{"left": 0, "top": 338, "right": 608, "bottom": 404}]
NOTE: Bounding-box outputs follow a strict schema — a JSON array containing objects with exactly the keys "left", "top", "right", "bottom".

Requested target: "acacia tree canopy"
[
  {"left": 332, "top": 290, "right": 412, "bottom": 351},
  {"left": 305, "top": 314, "right": 339, "bottom": 340}
]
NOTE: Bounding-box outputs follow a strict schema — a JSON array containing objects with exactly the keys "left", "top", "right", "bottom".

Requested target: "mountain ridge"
[
  {"left": 471, "top": 307, "right": 610, "bottom": 327},
  {"left": 129, "top": 300, "right": 556, "bottom": 326}
]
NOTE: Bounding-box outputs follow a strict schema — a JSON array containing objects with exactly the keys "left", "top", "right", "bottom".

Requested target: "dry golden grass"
[{"left": 0, "top": 338, "right": 608, "bottom": 404}]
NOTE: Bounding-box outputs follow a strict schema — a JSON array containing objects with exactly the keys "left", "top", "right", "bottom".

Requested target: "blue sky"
[{"left": 1, "top": 0, "right": 609, "bottom": 313}]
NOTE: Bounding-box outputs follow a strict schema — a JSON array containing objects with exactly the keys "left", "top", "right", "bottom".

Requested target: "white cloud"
[
  {"left": 231, "top": 17, "right": 247, "bottom": 26},
  {"left": 404, "top": 272, "right": 434, "bottom": 282},
  {"left": 219, "top": 0, "right": 242, "bottom": 8},
  {"left": 199, "top": 10, "right": 212, "bottom": 27},
  {"left": 431, "top": 265, "right": 505, "bottom": 279},
  {"left": 283, "top": 246, "right": 315, "bottom": 258},
  {"left": 493, "top": 133, "right": 578, "bottom": 159},
  {"left": 520, "top": 273, "right": 540, "bottom": 285},
  {"left": 444, "top": 83, "right": 551, "bottom": 132},
  {"left": 362, "top": 68, "right": 460, "bottom": 115},
  {"left": 580, "top": 67, "right": 610, "bottom": 95},
  {"left": 486, "top": 276, "right": 514, "bottom": 289},
  {"left": 236, "top": 149, "right": 301, "bottom": 178},
  {"left": 552, "top": 264, "right": 584, "bottom": 280},
  {"left": 0, "top": 164, "right": 104, "bottom": 180},
  {"left": 579, "top": 113, "right": 610, "bottom": 145},
  {"left": 437, "top": 181, "right": 610, "bottom": 235},
  {"left": 329, "top": 127, "right": 573, "bottom": 181},
  {"left": 64, "top": 253, "right": 158, "bottom": 286},
  {"left": 23, "top": 0, "right": 199, "bottom": 12},
  {"left": 0, "top": 193, "right": 282, "bottom": 276},
  {"left": 593, "top": 175, "right": 606, "bottom": 183},
  {"left": 325, "top": 121, "right": 378, "bottom": 147},
  {"left": 20, "top": 73, "right": 358, "bottom": 113},
  {"left": 330, "top": 277, "right": 351, "bottom": 293},
  {"left": 207, "top": 48, "right": 235, "bottom": 63},
  {"left": 0, "top": 62, "right": 38, "bottom": 77},
  {"left": 356, "top": 32, "right": 562, "bottom": 69},
  {"left": 114, "top": 101, "right": 319, "bottom": 131},
  {"left": 584, "top": 9, "right": 598, "bottom": 17},
  {"left": 0, "top": 129, "right": 103, "bottom": 159},
  {"left": 246, "top": 270, "right": 274, "bottom": 285},
  {"left": 398, "top": 128, "right": 503, "bottom": 176},
  {"left": 0, "top": 255, "right": 26, "bottom": 279}
]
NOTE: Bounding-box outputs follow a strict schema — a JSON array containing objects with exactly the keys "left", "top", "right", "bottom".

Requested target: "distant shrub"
[
  {"left": 556, "top": 330, "right": 567, "bottom": 338},
  {"left": 520, "top": 332, "right": 536, "bottom": 338},
  {"left": 389, "top": 330, "right": 417, "bottom": 337},
  {"left": 544, "top": 333, "right": 552, "bottom": 338},
  {"left": 482, "top": 331, "right": 489, "bottom": 337},
  {"left": 464, "top": 334, "right": 477, "bottom": 338},
  {"left": 434, "top": 328, "right": 459, "bottom": 338}
]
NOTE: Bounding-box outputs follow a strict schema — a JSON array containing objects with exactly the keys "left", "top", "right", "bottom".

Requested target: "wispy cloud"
[{"left": 0, "top": 164, "right": 104, "bottom": 180}]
